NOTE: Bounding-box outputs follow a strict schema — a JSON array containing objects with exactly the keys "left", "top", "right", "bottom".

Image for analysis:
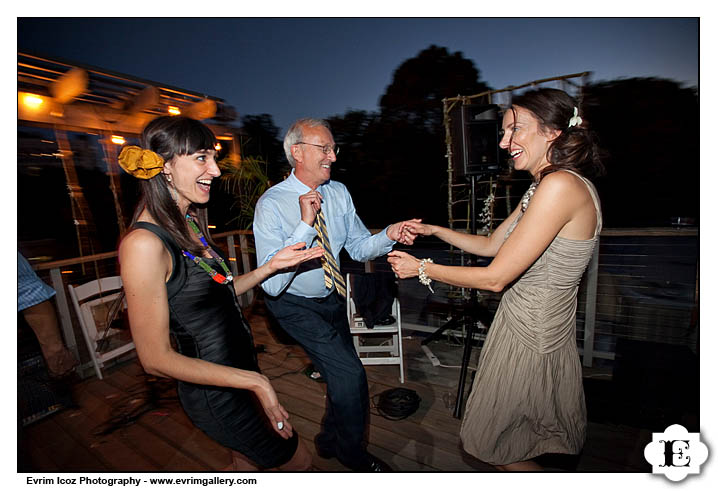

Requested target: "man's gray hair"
[{"left": 283, "top": 118, "right": 331, "bottom": 168}]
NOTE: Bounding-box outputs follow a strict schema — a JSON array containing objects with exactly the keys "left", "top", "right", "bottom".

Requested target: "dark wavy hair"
[
  {"left": 509, "top": 88, "right": 605, "bottom": 180},
  {"left": 128, "top": 116, "right": 218, "bottom": 255}
]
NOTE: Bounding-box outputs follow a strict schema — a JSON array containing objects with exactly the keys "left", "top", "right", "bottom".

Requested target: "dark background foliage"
[
  {"left": 227, "top": 46, "right": 699, "bottom": 230},
  {"left": 17, "top": 44, "right": 699, "bottom": 261}
]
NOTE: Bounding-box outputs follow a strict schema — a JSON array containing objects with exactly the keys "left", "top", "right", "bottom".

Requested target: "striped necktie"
[{"left": 313, "top": 208, "right": 347, "bottom": 298}]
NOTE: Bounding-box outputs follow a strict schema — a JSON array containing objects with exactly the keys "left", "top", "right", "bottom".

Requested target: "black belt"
[{"left": 308, "top": 292, "right": 335, "bottom": 303}]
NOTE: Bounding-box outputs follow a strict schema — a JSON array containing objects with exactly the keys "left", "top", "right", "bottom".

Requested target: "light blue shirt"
[
  {"left": 253, "top": 170, "right": 395, "bottom": 298},
  {"left": 18, "top": 252, "right": 56, "bottom": 311}
]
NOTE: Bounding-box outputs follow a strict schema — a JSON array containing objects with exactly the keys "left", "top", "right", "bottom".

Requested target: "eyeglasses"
[{"left": 296, "top": 141, "right": 340, "bottom": 156}]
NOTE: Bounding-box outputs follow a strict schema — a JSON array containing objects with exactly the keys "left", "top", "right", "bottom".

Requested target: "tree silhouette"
[
  {"left": 219, "top": 59, "right": 700, "bottom": 231},
  {"left": 239, "top": 114, "right": 288, "bottom": 184},
  {"left": 380, "top": 45, "right": 491, "bottom": 133},
  {"left": 347, "top": 45, "right": 493, "bottom": 227},
  {"left": 582, "top": 77, "right": 699, "bottom": 227}
]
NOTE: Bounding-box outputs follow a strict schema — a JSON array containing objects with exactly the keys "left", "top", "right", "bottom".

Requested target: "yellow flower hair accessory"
[{"left": 118, "top": 145, "right": 165, "bottom": 179}]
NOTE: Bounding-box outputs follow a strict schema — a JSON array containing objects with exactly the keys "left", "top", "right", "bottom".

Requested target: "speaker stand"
[{"left": 423, "top": 174, "right": 495, "bottom": 418}]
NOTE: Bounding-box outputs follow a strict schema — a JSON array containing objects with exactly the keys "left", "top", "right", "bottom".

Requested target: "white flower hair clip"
[{"left": 568, "top": 107, "right": 583, "bottom": 128}]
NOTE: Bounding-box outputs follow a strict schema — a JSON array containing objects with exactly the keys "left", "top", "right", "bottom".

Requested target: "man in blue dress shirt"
[
  {"left": 253, "top": 118, "right": 416, "bottom": 471},
  {"left": 18, "top": 252, "right": 78, "bottom": 378}
]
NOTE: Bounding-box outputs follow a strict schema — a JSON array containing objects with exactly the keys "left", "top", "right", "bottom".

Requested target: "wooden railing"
[
  {"left": 579, "top": 227, "right": 698, "bottom": 367},
  {"left": 31, "top": 230, "right": 256, "bottom": 367},
  {"left": 31, "top": 226, "right": 698, "bottom": 375},
  {"left": 386, "top": 226, "right": 699, "bottom": 369}
]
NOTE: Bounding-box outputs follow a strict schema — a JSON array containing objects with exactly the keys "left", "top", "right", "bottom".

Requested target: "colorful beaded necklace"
[{"left": 182, "top": 214, "right": 234, "bottom": 285}]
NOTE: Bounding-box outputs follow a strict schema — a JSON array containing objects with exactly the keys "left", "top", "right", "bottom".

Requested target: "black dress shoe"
[
  {"left": 314, "top": 435, "right": 336, "bottom": 459},
  {"left": 364, "top": 454, "right": 392, "bottom": 472},
  {"left": 316, "top": 446, "right": 335, "bottom": 459},
  {"left": 374, "top": 315, "right": 396, "bottom": 326}
]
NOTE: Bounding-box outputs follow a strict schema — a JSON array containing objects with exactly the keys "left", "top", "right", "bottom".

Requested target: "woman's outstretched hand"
[
  {"left": 268, "top": 242, "right": 324, "bottom": 272},
  {"left": 252, "top": 373, "right": 294, "bottom": 439},
  {"left": 403, "top": 220, "right": 435, "bottom": 237},
  {"left": 387, "top": 250, "right": 422, "bottom": 279}
]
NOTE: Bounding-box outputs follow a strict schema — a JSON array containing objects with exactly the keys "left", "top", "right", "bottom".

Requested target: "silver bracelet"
[{"left": 418, "top": 258, "right": 434, "bottom": 293}]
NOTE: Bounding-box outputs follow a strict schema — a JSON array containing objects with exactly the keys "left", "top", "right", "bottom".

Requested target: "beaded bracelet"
[{"left": 418, "top": 258, "right": 434, "bottom": 293}]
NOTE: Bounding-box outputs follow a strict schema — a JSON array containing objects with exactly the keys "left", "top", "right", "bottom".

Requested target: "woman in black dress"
[{"left": 118, "top": 116, "right": 323, "bottom": 470}]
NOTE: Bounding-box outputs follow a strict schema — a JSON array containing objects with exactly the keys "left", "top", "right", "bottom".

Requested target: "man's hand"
[
  {"left": 387, "top": 219, "right": 422, "bottom": 245},
  {"left": 299, "top": 190, "right": 323, "bottom": 226}
]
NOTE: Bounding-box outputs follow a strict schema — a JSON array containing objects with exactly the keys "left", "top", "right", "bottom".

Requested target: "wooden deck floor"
[{"left": 19, "top": 307, "right": 653, "bottom": 473}]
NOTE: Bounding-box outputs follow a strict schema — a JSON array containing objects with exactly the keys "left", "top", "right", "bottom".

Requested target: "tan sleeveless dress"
[{"left": 459, "top": 170, "right": 602, "bottom": 465}]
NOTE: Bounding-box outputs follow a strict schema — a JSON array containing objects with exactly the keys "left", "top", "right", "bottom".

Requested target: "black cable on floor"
[{"left": 371, "top": 388, "right": 421, "bottom": 420}]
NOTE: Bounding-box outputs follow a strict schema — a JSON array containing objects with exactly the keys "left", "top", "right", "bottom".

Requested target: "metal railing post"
[
  {"left": 48, "top": 267, "right": 80, "bottom": 361},
  {"left": 226, "top": 234, "right": 239, "bottom": 278},
  {"left": 238, "top": 234, "right": 254, "bottom": 306},
  {"left": 582, "top": 238, "right": 600, "bottom": 367}
]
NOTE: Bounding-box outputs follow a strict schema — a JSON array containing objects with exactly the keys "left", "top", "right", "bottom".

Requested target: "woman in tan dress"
[{"left": 388, "top": 88, "right": 604, "bottom": 471}]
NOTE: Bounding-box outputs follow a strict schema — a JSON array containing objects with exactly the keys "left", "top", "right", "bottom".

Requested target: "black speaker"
[{"left": 450, "top": 104, "right": 501, "bottom": 178}]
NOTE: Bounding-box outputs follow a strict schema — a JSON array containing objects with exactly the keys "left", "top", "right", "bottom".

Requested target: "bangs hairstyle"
[
  {"left": 141, "top": 116, "right": 217, "bottom": 161},
  {"left": 128, "top": 116, "right": 219, "bottom": 256}
]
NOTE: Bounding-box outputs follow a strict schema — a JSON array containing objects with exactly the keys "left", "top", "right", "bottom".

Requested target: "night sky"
[
  {"left": 10, "top": 12, "right": 718, "bottom": 481},
  {"left": 17, "top": 17, "right": 699, "bottom": 134}
]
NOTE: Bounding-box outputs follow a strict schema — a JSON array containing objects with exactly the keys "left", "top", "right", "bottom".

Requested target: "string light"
[{"left": 22, "top": 93, "right": 44, "bottom": 109}]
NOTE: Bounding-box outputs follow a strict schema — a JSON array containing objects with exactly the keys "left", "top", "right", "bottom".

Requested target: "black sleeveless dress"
[{"left": 134, "top": 222, "right": 298, "bottom": 469}]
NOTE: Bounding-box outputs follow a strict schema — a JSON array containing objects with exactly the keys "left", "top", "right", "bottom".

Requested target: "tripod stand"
[
  {"left": 420, "top": 174, "right": 494, "bottom": 418},
  {"left": 420, "top": 288, "right": 490, "bottom": 418}
]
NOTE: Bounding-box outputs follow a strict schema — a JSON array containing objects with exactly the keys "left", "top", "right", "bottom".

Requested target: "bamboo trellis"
[{"left": 441, "top": 72, "right": 591, "bottom": 298}]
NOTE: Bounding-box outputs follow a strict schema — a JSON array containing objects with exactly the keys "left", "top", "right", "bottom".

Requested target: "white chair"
[
  {"left": 67, "top": 276, "right": 135, "bottom": 379},
  {"left": 346, "top": 273, "right": 405, "bottom": 383}
]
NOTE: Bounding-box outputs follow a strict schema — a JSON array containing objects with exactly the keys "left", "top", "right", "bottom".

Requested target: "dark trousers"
[{"left": 265, "top": 292, "right": 370, "bottom": 469}]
